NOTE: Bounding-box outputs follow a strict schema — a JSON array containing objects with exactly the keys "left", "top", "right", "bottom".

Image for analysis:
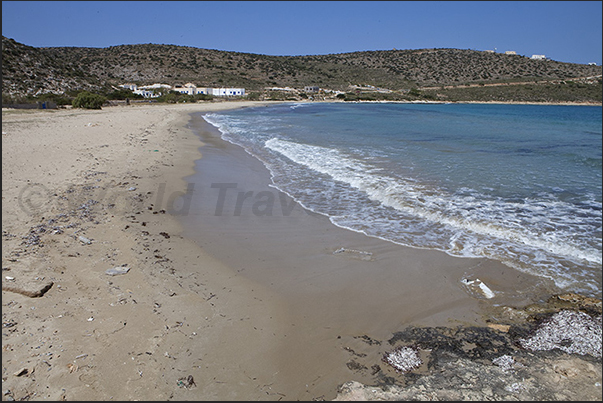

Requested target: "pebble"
[
  {"left": 78, "top": 236, "right": 92, "bottom": 245},
  {"left": 105, "top": 266, "right": 130, "bottom": 276}
]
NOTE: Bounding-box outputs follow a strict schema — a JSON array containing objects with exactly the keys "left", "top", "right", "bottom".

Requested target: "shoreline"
[
  {"left": 328, "top": 99, "right": 602, "bottom": 106},
  {"left": 2, "top": 100, "right": 601, "bottom": 401},
  {"left": 2, "top": 98, "right": 601, "bottom": 115},
  {"left": 172, "top": 108, "right": 584, "bottom": 398}
]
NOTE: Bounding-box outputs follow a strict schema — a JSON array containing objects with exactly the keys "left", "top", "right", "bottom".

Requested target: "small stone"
[
  {"left": 78, "top": 236, "right": 92, "bottom": 244},
  {"left": 13, "top": 368, "right": 28, "bottom": 377},
  {"left": 105, "top": 267, "right": 130, "bottom": 276}
]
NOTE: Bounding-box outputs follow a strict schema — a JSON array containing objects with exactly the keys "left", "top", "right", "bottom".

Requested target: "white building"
[
  {"left": 119, "top": 83, "right": 245, "bottom": 97},
  {"left": 120, "top": 83, "right": 138, "bottom": 91},
  {"left": 304, "top": 86, "right": 320, "bottom": 92},
  {"left": 209, "top": 88, "right": 245, "bottom": 97},
  {"left": 170, "top": 83, "right": 193, "bottom": 95},
  {"left": 173, "top": 85, "right": 196, "bottom": 95},
  {"left": 505, "top": 51, "right": 517, "bottom": 55},
  {"left": 120, "top": 83, "right": 169, "bottom": 97},
  {"left": 226, "top": 88, "right": 245, "bottom": 96},
  {"left": 531, "top": 54, "right": 546, "bottom": 60},
  {"left": 139, "top": 83, "right": 171, "bottom": 90},
  {"left": 133, "top": 89, "right": 159, "bottom": 98}
]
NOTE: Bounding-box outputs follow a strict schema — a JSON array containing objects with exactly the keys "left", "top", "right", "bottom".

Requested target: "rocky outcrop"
[{"left": 335, "top": 294, "right": 602, "bottom": 401}]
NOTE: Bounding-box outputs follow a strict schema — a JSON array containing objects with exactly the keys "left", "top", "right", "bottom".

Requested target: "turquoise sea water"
[{"left": 201, "top": 102, "right": 602, "bottom": 296}]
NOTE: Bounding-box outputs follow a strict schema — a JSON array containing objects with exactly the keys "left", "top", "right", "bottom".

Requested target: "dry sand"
[
  {"left": 2, "top": 101, "right": 290, "bottom": 400},
  {"left": 1, "top": 101, "right": 597, "bottom": 401}
]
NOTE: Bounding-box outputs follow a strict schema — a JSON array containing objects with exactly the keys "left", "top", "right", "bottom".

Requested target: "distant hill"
[{"left": 2, "top": 36, "right": 601, "bottom": 103}]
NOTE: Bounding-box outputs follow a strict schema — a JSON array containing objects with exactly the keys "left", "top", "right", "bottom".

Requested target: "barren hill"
[{"left": 2, "top": 36, "right": 601, "bottom": 103}]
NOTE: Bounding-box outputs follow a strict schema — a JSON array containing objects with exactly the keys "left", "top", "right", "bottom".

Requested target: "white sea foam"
[{"left": 265, "top": 138, "right": 602, "bottom": 268}]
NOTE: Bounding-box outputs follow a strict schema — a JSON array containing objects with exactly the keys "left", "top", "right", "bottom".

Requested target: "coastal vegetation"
[
  {"left": 71, "top": 91, "right": 107, "bottom": 109},
  {"left": 2, "top": 36, "right": 601, "bottom": 105}
]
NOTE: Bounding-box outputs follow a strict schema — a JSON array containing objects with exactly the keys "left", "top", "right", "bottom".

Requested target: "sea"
[{"left": 201, "top": 102, "right": 602, "bottom": 297}]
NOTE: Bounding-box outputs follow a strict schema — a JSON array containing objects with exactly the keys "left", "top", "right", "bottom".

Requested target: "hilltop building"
[{"left": 531, "top": 54, "right": 547, "bottom": 60}]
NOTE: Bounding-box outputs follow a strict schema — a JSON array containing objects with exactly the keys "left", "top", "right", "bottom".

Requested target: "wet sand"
[{"left": 174, "top": 112, "right": 556, "bottom": 399}]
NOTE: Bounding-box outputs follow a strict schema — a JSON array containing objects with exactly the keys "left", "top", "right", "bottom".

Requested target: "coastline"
[
  {"left": 336, "top": 99, "right": 602, "bottom": 106},
  {"left": 2, "top": 100, "right": 601, "bottom": 401}
]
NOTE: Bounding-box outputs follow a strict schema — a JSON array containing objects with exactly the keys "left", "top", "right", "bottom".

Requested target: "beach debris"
[
  {"left": 75, "top": 354, "right": 88, "bottom": 360},
  {"left": 67, "top": 363, "right": 78, "bottom": 373},
  {"left": 382, "top": 345, "right": 423, "bottom": 373},
  {"left": 176, "top": 375, "right": 196, "bottom": 388},
  {"left": 78, "top": 235, "right": 92, "bottom": 245},
  {"left": 105, "top": 266, "right": 130, "bottom": 276},
  {"left": 13, "top": 367, "right": 31, "bottom": 377},
  {"left": 4, "top": 276, "right": 15, "bottom": 281},
  {"left": 128, "top": 187, "right": 137, "bottom": 191},
  {"left": 87, "top": 317, "right": 94, "bottom": 322},
  {"left": 460, "top": 277, "right": 495, "bottom": 299},
  {"left": 518, "top": 310, "right": 602, "bottom": 358},
  {"left": 333, "top": 247, "right": 373, "bottom": 261}
]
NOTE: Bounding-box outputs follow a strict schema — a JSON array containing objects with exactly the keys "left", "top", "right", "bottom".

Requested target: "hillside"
[{"left": 2, "top": 36, "right": 601, "bottom": 103}]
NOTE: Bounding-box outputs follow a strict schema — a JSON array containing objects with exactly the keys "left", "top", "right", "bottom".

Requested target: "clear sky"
[{"left": 2, "top": 1, "right": 602, "bottom": 65}]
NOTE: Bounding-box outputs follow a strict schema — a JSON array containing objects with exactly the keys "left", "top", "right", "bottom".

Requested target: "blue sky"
[{"left": 2, "top": 1, "right": 602, "bottom": 65}]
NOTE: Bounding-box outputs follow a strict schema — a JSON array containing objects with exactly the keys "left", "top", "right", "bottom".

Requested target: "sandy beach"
[{"left": 2, "top": 101, "right": 601, "bottom": 401}]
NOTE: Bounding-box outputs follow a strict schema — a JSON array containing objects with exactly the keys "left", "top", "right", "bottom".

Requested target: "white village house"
[
  {"left": 118, "top": 83, "right": 164, "bottom": 98},
  {"left": 121, "top": 83, "right": 245, "bottom": 98},
  {"left": 209, "top": 87, "right": 245, "bottom": 96}
]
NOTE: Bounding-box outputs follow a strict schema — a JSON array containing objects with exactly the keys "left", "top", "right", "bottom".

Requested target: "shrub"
[
  {"left": 194, "top": 93, "right": 213, "bottom": 101},
  {"left": 72, "top": 91, "right": 107, "bottom": 109},
  {"left": 245, "top": 92, "right": 261, "bottom": 101}
]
